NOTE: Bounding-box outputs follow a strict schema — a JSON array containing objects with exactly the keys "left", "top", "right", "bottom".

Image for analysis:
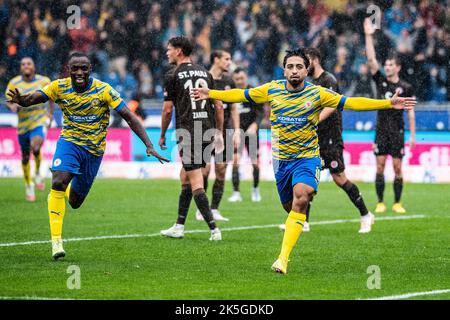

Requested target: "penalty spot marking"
[{"left": 0, "top": 214, "right": 426, "bottom": 248}]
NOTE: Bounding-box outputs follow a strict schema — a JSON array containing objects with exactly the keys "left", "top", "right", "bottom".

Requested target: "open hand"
[
  {"left": 390, "top": 88, "right": 416, "bottom": 110},
  {"left": 146, "top": 146, "right": 170, "bottom": 163},
  {"left": 190, "top": 87, "right": 210, "bottom": 101},
  {"left": 7, "top": 88, "right": 28, "bottom": 106},
  {"left": 363, "top": 18, "right": 376, "bottom": 35}
]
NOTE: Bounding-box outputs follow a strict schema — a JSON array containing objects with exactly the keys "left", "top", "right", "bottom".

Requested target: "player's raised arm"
[
  {"left": 345, "top": 88, "right": 416, "bottom": 111},
  {"left": 191, "top": 87, "right": 245, "bottom": 103},
  {"left": 118, "top": 106, "right": 169, "bottom": 163},
  {"left": 320, "top": 87, "right": 416, "bottom": 112},
  {"left": 363, "top": 18, "right": 380, "bottom": 75},
  {"left": 7, "top": 88, "right": 48, "bottom": 108},
  {"left": 191, "top": 83, "right": 270, "bottom": 104}
]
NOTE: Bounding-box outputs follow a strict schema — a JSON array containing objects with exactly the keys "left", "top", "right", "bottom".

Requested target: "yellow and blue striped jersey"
[
  {"left": 40, "top": 77, "right": 126, "bottom": 156},
  {"left": 5, "top": 74, "right": 51, "bottom": 135},
  {"left": 244, "top": 80, "right": 347, "bottom": 160}
]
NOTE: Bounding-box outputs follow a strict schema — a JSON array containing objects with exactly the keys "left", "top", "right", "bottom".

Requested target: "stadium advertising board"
[{"left": 1, "top": 128, "right": 449, "bottom": 182}]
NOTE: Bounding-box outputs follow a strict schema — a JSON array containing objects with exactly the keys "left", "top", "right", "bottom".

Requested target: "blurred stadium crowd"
[{"left": 0, "top": 0, "right": 449, "bottom": 103}]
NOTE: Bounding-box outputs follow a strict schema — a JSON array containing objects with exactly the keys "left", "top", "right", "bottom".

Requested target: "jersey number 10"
[{"left": 184, "top": 78, "right": 208, "bottom": 110}]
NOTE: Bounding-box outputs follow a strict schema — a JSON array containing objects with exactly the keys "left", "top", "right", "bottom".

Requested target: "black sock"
[
  {"left": 253, "top": 165, "right": 260, "bottom": 188},
  {"left": 306, "top": 202, "right": 311, "bottom": 222},
  {"left": 176, "top": 184, "right": 192, "bottom": 225},
  {"left": 375, "top": 173, "right": 385, "bottom": 203},
  {"left": 193, "top": 189, "right": 216, "bottom": 230},
  {"left": 341, "top": 180, "right": 369, "bottom": 216},
  {"left": 203, "top": 175, "right": 208, "bottom": 193},
  {"left": 394, "top": 177, "right": 403, "bottom": 203},
  {"left": 211, "top": 180, "right": 225, "bottom": 210},
  {"left": 232, "top": 166, "right": 239, "bottom": 192}
]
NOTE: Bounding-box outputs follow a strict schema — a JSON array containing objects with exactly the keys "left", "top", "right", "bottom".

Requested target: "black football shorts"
[{"left": 374, "top": 129, "right": 405, "bottom": 159}]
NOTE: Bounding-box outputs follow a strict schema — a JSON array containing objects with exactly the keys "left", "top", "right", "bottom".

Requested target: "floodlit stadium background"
[{"left": 1, "top": 0, "right": 449, "bottom": 182}]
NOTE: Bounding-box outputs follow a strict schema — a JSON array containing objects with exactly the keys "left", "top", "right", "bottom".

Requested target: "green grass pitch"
[{"left": 0, "top": 178, "right": 449, "bottom": 300}]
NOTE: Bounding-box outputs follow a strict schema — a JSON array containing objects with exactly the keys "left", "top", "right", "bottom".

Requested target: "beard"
[{"left": 287, "top": 78, "right": 301, "bottom": 88}]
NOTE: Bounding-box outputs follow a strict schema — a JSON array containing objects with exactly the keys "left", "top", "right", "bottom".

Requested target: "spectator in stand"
[
  {"left": 68, "top": 16, "right": 96, "bottom": 53},
  {"left": 427, "top": 65, "right": 447, "bottom": 102}
]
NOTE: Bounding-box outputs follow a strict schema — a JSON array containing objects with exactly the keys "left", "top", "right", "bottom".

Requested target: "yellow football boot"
[
  {"left": 392, "top": 203, "right": 406, "bottom": 214},
  {"left": 375, "top": 202, "right": 386, "bottom": 213}
]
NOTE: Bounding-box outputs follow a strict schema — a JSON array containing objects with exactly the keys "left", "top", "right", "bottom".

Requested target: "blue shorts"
[
  {"left": 18, "top": 126, "right": 45, "bottom": 152},
  {"left": 273, "top": 157, "right": 322, "bottom": 204},
  {"left": 51, "top": 139, "right": 103, "bottom": 197}
]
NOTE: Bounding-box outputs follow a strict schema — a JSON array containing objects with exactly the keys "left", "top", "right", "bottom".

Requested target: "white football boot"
[
  {"left": 52, "top": 238, "right": 65, "bottom": 260},
  {"left": 251, "top": 187, "right": 261, "bottom": 202},
  {"left": 25, "top": 183, "right": 36, "bottom": 202},
  {"left": 195, "top": 210, "right": 204, "bottom": 221},
  {"left": 35, "top": 175, "right": 45, "bottom": 191},
  {"left": 228, "top": 191, "right": 242, "bottom": 202},
  {"left": 209, "top": 228, "right": 222, "bottom": 241},
  {"left": 212, "top": 209, "right": 229, "bottom": 222},
  {"left": 160, "top": 223, "right": 185, "bottom": 238},
  {"left": 358, "top": 212, "right": 375, "bottom": 234}
]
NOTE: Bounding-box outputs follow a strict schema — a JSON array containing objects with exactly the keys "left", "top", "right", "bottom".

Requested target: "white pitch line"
[
  {"left": 0, "top": 214, "right": 426, "bottom": 248},
  {"left": 312, "top": 214, "right": 425, "bottom": 225},
  {"left": 0, "top": 296, "right": 77, "bottom": 300},
  {"left": 362, "top": 289, "right": 450, "bottom": 300}
]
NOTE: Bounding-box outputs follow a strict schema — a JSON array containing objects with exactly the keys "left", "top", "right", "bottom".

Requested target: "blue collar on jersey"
[
  {"left": 284, "top": 80, "right": 310, "bottom": 93},
  {"left": 21, "top": 75, "right": 36, "bottom": 83},
  {"left": 73, "top": 77, "right": 93, "bottom": 93}
]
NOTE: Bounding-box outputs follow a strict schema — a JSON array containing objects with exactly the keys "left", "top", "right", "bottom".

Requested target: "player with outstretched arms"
[
  {"left": 8, "top": 52, "right": 168, "bottom": 260},
  {"left": 192, "top": 48, "right": 416, "bottom": 274}
]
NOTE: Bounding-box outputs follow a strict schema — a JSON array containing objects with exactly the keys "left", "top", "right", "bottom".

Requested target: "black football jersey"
[
  {"left": 237, "top": 85, "right": 263, "bottom": 130},
  {"left": 313, "top": 71, "right": 343, "bottom": 148},
  {"left": 373, "top": 70, "right": 414, "bottom": 132},
  {"left": 213, "top": 75, "right": 235, "bottom": 129},
  {"left": 164, "top": 63, "right": 216, "bottom": 136}
]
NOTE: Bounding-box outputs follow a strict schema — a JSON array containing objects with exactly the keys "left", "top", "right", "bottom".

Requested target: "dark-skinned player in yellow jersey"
[
  {"left": 192, "top": 48, "right": 416, "bottom": 274},
  {"left": 8, "top": 52, "right": 169, "bottom": 260}
]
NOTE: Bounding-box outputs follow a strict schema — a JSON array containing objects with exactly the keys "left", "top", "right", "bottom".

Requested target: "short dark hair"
[
  {"left": 68, "top": 52, "right": 90, "bottom": 63},
  {"left": 283, "top": 48, "right": 310, "bottom": 69},
  {"left": 210, "top": 49, "right": 229, "bottom": 65},
  {"left": 233, "top": 67, "right": 247, "bottom": 74},
  {"left": 305, "top": 48, "right": 322, "bottom": 63},
  {"left": 386, "top": 51, "right": 402, "bottom": 66},
  {"left": 168, "top": 36, "right": 193, "bottom": 56}
]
